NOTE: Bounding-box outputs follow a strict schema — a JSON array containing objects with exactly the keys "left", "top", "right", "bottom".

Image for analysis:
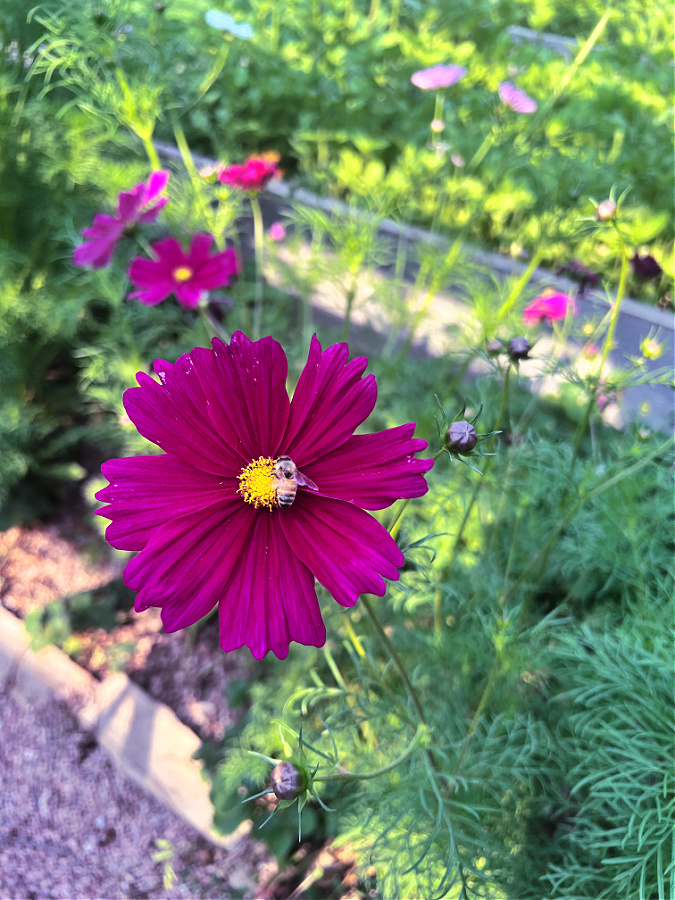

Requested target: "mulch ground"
[{"left": 0, "top": 515, "right": 362, "bottom": 900}]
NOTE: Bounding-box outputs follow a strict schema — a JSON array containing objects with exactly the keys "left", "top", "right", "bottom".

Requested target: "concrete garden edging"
[{"left": 0, "top": 605, "right": 246, "bottom": 850}]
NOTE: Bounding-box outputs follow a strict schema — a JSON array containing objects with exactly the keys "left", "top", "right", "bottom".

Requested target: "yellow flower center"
[
  {"left": 173, "top": 266, "right": 193, "bottom": 283},
  {"left": 237, "top": 457, "right": 278, "bottom": 509}
]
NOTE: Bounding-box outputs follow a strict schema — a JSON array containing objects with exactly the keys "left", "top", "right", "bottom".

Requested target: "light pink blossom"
[
  {"left": 411, "top": 65, "right": 467, "bottom": 90},
  {"left": 498, "top": 82, "right": 537, "bottom": 114},
  {"left": 73, "top": 171, "right": 169, "bottom": 269},
  {"left": 268, "top": 222, "right": 286, "bottom": 242}
]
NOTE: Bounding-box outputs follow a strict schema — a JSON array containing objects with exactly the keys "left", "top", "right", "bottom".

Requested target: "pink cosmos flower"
[
  {"left": 523, "top": 290, "right": 576, "bottom": 326},
  {"left": 268, "top": 222, "right": 286, "bottom": 242},
  {"left": 127, "top": 234, "right": 239, "bottom": 308},
  {"left": 218, "top": 152, "right": 281, "bottom": 192},
  {"left": 73, "top": 170, "right": 169, "bottom": 269},
  {"left": 96, "top": 333, "right": 434, "bottom": 660},
  {"left": 411, "top": 64, "right": 467, "bottom": 90},
  {"left": 498, "top": 82, "right": 537, "bottom": 114}
]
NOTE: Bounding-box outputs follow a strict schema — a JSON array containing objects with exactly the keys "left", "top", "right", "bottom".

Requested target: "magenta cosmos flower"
[
  {"left": 128, "top": 234, "right": 239, "bottom": 308},
  {"left": 218, "top": 152, "right": 281, "bottom": 192},
  {"left": 411, "top": 64, "right": 467, "bottom": 90},
  {"left": 96, "top": 333, "right": 433, "bottom": 660},
  {"left": 73, "top": 170, "right": 169, "bottom": 269},
  {"left": 523, "top": 290, "right": 575, "bottom": 326},
  {"left": 498, "top": 82, "right": 537, "bottom": 114}
]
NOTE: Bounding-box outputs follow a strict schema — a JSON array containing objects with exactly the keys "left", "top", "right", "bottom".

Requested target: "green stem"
[
  {"left": 361, "top": 596, "right": 427, "bottom": 726},
  {"left": 314, "top": 724, "right": 427, "bottom": 783},
  {"left": 340, "top": 283, "right": 356, "bottom": 342},
  {"left": 453, "top": 651, "right": 500, "bottom": 778},
  {"left": 388, "top": 0, "right": 401, "bottom": 32},
  {"left": 466, "top": 132, "right": 495, "bottom": 173},
  {"left": 199, "top": 304, "right": 230, "bottom": 343},
  {"left": 141, "top": 135, "right": 161, "bottom": 170},
  {"left": 495, "top": 248, "right": 545, "bottom": 324},
  {"left": 570, "top": 220, "right": 629, "bottom": 467},
  {"left": 388, "top": 447, "right": 446, "bottom": 539},
  {"left": 250, "top": 194, "right": 265, "bottom": 340},
  {"left": 433, "top": 366, "right": 510, "bottom": 635}
]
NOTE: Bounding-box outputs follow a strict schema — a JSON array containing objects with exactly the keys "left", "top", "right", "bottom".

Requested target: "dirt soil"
[{"left": 0, "top": 515, "right": 362, "bottom": 899}]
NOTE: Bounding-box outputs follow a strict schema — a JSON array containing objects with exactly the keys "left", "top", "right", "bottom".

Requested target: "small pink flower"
[
  {"left": 128, "top": 234, "right": 239, "bottom": 309},
  {"left": 450, "top": 153, "right": 466, "bottom": 168},
  {"left": 411, "top": 65, "right": 467, "bottom": 90},
  {"left": 523, "top": 290, "right": 575, "bottom": 327},
  {"left": 583, "top": 343, "right": 599, "bottom": 359},
  {"left": 268, "top": 222, "right": 286, "bottom": 242},
  {"left": 498, "top": 82, "right": 537, "bottom": 114},
  {"left": 218, "top": 152, "right": 281, "bottom": 193},
  {"left": 73, "top": 171, "right": 169, "bottom": 269}
]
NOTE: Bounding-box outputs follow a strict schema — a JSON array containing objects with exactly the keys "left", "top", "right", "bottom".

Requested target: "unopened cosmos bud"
[
  {"left": 595, "top": 200, "right": 617, "bottom": 221},
  {"left": 486, "top": 339, "right": 503, "bottom": 356},
  {"left": 270, "top": 762, "right": 304, "bottom": 801},
  {"left": 508, "top": 337, "right": 531, "bottom": 361},
  {"left": 446, "top": 421, "right": 478, "bottom": 454}
]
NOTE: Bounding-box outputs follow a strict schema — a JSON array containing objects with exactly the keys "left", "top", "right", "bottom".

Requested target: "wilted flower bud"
[
  {"left": 270, "top": 762, "right": 305, "bottom": 801},
  {"left": 486, "top": 338, "right": 503, "bottom": 356},
  {"left": 631, "top": 252, "right": 663, "bottom": 281},
  {"left": 595, "top": 200, "right": 617, "bottom": 221},
  {"left": 508, "top": 337, "right": 531, "bottom": 361},
  {"left": 446, "top": 421, "right": 478, "bottom": 454}
]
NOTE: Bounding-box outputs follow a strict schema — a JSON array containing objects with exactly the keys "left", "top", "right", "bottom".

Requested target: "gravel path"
[{"left": 0, "top": 690, "right": 272, "bottom": 900}]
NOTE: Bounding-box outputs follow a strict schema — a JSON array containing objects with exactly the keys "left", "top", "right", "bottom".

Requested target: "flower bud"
[
  {"left": 508, "top": 337, "right": 531, "bottom": 361},
  {"left": 631, "top": 252, "right": 662, "bottom": 281},
  {"left": 486, "top": 338, "right": 503, "bottom": 356},
  {"left": 92, "top": 9, "right": 108, "bottom": 25},
  {"left": 270, "top": 762, "right": 305, "bottom": 801},
  {"left": 446, "top": 421, "right": 478, "bottom": 454},
  {"left": 595, "top": 200, "right": 617, "bottom": 221},
  {"left": 640, "top": 337, "right": 663, "bottom": 360},
  {"left": 153, "top": 0, "right": 167, "bottom": 11},
  {"left": 430, "top": 118, "right": 445, "bottom": 133}
]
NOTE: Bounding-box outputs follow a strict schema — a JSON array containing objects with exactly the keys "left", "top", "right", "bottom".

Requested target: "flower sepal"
[{"left": 435, "top": 399, "right": 501, "bottom": 473}]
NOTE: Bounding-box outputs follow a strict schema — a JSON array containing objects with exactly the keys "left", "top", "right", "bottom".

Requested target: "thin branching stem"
[
  {"left": 315, "top": 724, "right": 427, "bottom": 783},
  {"left": 250, "top": 194, "right": 265, "bottom": 340}
]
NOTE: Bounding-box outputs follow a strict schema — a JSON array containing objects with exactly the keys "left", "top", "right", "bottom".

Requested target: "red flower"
[
  {"left": 218, "top": 152, "right": 281, "bottom": 192},
  {"left": 127, "top": 234, "right": 239, "bottom": 308},
  {"left": 73, "top": 171, "right": 169, "bottom": 269},
  {"left": 523, "top": 290, "right": 575, "bottom": 326},
  {"left": 96, "top": 334, "right": 433, "bottom": 659}
]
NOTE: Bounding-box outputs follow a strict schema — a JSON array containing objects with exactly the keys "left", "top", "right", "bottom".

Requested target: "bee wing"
[{"left": 296, "top": 471, "right": 319, "bottom": 492}]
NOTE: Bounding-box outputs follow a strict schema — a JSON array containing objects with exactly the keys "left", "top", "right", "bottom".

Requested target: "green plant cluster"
[{"left": 1, "top": 2, "right": 673, "bottom": 897}]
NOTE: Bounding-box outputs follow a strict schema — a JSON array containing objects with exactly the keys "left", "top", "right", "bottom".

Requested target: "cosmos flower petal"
[
  {"left": 126, "top": 501, "right": 251, "bottom": 631},
  {"left": 123, "top": 354, "right": 246, "bottom": 474},
  {"left": 411, "top": 64, "right": 467, "bottom": 90},
  {"left": 218, "top": 514, "right": 325, "bottom": 660},
  {"left": 174, "top": 283, "right": 203, "bottom": 309},
  {"left": 523, "top": 291, "right": 575, "bottom": 326},
  {"left": 96, "top": 455, "right": 236, "bottom": 550},
  {"left": 73, "top": 216, "right": 126, "bottom": 269},
  {"left": 305, "top": 424, "right": 434, "bottom": 510},
  {"left": 498, "top": 82, "right": 537, "bottom": 114},
  {"left": 283, "top": 335, "right": 376, "bottom": 465},
  {"left": 192, "top": 333, "right": 290, "bottom": 460},
  {"left": 280, "top": 494, "right": 404, "bottom": 607}
]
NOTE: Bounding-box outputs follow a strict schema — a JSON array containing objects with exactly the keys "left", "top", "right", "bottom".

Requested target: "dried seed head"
[
  {"left": 507, "top": 337, "right": 531, "bottom": 361},
  {"left": 446, "top": 421, "right": 478, "bottom": 454},
  {"left": 270, "top": 762, "right": 305, "bottom": 801}
]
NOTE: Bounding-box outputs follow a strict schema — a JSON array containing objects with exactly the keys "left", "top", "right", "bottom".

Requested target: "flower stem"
[
  {"left": 199, "top": 304, "right": 230, "bottom": 343},
  {"left": 388, "top": 447, "right": 446, "bottom": 538},
  {"left": 314, "top": 724, "right": 427, "bottom": 783},
  {"left": 433, "top": 365, "right": 510, "bottom": 636},
  {"left": 340, "top": 283, "right": 356, "bottom": 343},
  {"left": 570, "top": 219, "right": 629, "bottom": 468},
  {"left": 360, "top": 595, "right": 427, "bottom": 726},
  {"left": 142, "top": 135, "right": 161, "bottom": 170},
  {"left": 250, "top": 194, "right": 265, "bottom": 340}
]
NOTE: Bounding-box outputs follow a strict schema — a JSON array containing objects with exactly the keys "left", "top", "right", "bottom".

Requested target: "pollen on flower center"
[
  {"left": 173, "top": 266, "right": 193, "bottom": 282},
  {"left": 237, "top": 456, "right": 278, "bottom": 509}
]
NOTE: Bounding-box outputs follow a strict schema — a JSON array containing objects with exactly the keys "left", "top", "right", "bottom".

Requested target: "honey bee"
[{"left": 273, "top": 456, "right": 318, "bottom": 509}]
